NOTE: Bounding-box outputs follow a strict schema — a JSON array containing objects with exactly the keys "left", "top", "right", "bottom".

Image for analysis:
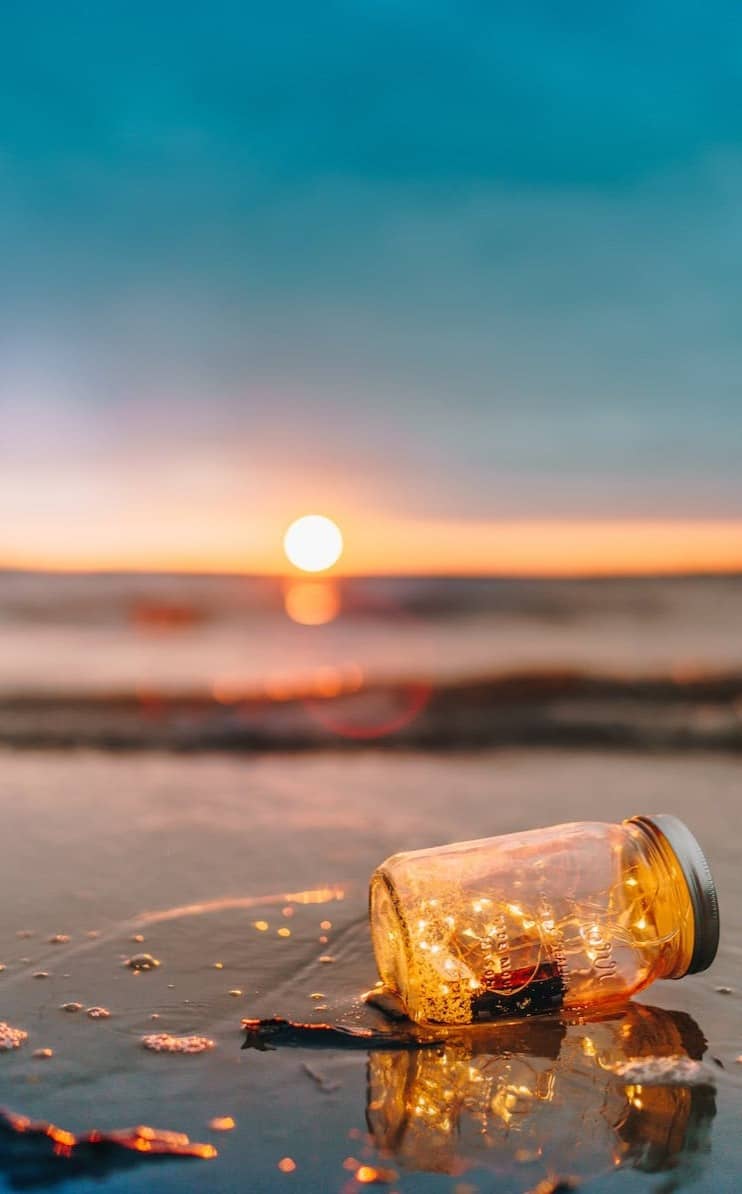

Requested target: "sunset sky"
[{"left": 2, "top": 2, "right": 742, "bottom": 574}]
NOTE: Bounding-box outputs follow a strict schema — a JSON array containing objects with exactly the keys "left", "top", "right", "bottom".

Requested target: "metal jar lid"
[{"left": 629, "top": 813, "right": 720, "bottom": 975}]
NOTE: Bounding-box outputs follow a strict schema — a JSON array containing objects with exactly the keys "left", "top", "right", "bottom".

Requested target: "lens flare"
[{"left": 283, "top": 515, "right": 343, "bottom": 573}]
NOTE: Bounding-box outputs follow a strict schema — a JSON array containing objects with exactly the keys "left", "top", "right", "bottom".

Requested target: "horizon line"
[{"left": 3, "top": 563, "right": 742, "bottom": 583}]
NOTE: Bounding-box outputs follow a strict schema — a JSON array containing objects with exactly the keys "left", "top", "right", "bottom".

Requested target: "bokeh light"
[{"left": 283, "top": 515, "right": 343, "bottom": 573}]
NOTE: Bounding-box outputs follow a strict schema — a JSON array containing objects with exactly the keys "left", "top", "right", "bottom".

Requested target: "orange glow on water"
[
  {"left": 312, "top": 666, "right": 344, "bottom": 698},
  {"left": 284, "top": 580, "right": 340, "bottom": 624},
  {"left": 263, "top": 673, "right": 298, "bottom": 701},
  {"left": 211, "top": 676, "right": 252, "bottom": 704}
]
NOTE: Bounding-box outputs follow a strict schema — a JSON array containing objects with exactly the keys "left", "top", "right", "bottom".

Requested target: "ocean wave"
[{"left": 1, "top": 669, "right": 740, "bottom": 752}]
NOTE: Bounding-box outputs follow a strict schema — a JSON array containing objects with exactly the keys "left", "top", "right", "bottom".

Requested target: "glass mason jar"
[{"left": 369, "top": 814, "right": 719, "bottom": 1024}]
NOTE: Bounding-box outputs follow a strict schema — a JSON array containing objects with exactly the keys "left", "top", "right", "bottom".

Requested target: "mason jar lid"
[{"left": 629, "top": 813, "right": 720, "bottom": 975}]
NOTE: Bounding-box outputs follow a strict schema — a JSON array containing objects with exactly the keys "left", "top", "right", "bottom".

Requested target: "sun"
[{"left": 283, "top": 514, "right": 344, "bottom": 573}]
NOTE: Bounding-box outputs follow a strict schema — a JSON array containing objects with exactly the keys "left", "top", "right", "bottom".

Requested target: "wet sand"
[{"left": 0, "top": 748, "right": 740, "bottom": 1192}]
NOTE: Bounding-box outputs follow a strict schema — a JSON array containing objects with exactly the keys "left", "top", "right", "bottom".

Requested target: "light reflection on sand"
[{"left": 136, "top": 887, "right": 346, "bottom": 927}]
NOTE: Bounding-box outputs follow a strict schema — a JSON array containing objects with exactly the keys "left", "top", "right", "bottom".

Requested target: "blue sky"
[{"left": 1, "top": 2, "right": 741, "bottom": 567}]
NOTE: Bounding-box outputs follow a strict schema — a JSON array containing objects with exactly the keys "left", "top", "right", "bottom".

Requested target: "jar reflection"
[{"left": 366, "top": 1004, "right": 715, "bottom": 1183}]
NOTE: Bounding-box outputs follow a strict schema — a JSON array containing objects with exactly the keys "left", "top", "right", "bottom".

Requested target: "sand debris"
[
  {"left": 0, "top": 1023, "right": 27, "bottom": 1051},
  {"left": 86, "top": 1007, "right": 111, "bottom": 1019},
  {"left": 142, "top": 1033, "right": 215, "bottom": 1054},
  {"left": 241, "top": 1015, "right": 439, "bottom": 1051},
  {"left": 32, "top": 1048, "right": 54, "bottom": 1060},
  {"left": 60, "top": 1002, "right": 83, "bottom": 1013},
  {"left": 48, "top": 934, "right": 70, "bottom": 944}
]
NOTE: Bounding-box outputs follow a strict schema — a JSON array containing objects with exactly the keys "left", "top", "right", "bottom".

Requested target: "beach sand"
[{"left": 0, "top": 746, "right": 739, "bottom": 1192}]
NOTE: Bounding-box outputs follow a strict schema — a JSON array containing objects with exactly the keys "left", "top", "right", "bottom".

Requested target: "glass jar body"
[{"left": 370, "top": 819, "right": 696, "bottom": 1024}]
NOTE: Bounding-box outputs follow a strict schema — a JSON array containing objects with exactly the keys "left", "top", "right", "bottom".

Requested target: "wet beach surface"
[{"left": 0, "top": 748, "right": 740, "bottom": 1193}]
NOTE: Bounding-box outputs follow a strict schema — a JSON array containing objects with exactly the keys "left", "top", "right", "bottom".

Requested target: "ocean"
[{"left": 1, "top": 571, "right": 741, "bottom": 751}]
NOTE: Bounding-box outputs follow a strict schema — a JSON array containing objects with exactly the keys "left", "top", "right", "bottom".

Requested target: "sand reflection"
[{"left": 366, "top": 1004, "right": 715, "bottom": 1185}]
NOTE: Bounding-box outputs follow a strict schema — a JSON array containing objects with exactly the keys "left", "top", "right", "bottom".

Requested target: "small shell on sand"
[
  {"left": 61, "top": 1002, "right": 83, "bottom": 1013},
  {"left": 32, "top": 972, "right": 50, "bottom": 980},
  {"left": 142, "top": 1033, "right": 215, "bottom": 1054},
  {"left": 49, "top": 934, "right": 70, "bottom": 944},
  {"left": 318, "top": 955, "right": 335, "bottom": 964},
  {"left": 32, "top": 1048, "right": 54, "bottom": 1060},
  {"left": 86, "top": 1006, "right": 111, "bottom": 1019},
  {"left": 0, "top": 1023, "right": 28, "bottom": 1051},
  {"left": 126, "top": 953, "right": 160, "bottom": 971},
  {"left": 609, "top": 1055, "right": 712, "bottom": 1085}
]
